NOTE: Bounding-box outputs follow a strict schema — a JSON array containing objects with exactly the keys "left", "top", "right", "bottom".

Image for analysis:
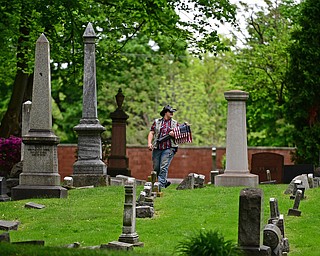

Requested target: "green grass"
[{"left": 0, "top": 184, "right": 319, "bottom": 255}]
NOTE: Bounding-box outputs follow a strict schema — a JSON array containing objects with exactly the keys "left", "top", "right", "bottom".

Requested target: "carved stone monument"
[
  {"left": 118, "top": 178, "right": 143, "bottom": 246},
  {"left": 215, "top": 90, "right": 258, "bottom": 187},
  {"left": 72, "top": 23, "right": 107, "bottom": 187},
  {"left": 107, "top": 88, "right": 130, "bottom": 177},
  {"left": 238, "top": 188, "right": 271, "bottom": 255},
  {"left": 11, "top": 34, "right": 67, "bottom": 200}
]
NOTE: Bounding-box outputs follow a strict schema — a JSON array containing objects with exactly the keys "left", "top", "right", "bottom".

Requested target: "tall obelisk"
[
  {"left": 12, "top": 34, "right": 67, "bottom": 200},
  {"left": 72, "top": 23, "right": 107, "bottom": 187}
]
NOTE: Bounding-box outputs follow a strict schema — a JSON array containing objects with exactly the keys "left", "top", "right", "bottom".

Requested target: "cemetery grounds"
[{"left": 0, "top": 184, "right": 318, "bottom": 255}]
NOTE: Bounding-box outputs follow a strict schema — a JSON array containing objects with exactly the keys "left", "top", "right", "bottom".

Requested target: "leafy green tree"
[
  {"left": 285, "top": 0, "right": 320, "bottom": 165},
  {"left": 230, "top": 0, "right": 298, "bottom": 147},
  {"left": 0, "top": 0, "right": 236, "bottom": 141}
]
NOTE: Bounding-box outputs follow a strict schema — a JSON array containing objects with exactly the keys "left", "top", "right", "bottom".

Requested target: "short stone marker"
[
  {"left": 12, "top": 240, "right": 45, "bottom": 246},
  {"left": 0, "top": 220, "right": 20, "bottom": 231},
  {"left": 101, "top": 241, "right": 133, "bottom": 251},
  {"left": 25, "top": 202, "right": 45, "bottom": 209},
  {"left": 263, "top": 223, "right": 283, "bottom": 256},
  {"left": 288, "top": 190, "right": 302, "bottom": 216},
  {"left": 210, "top": 170, "right": 219, "bottom": 184},
  {"left": 0, "top": 177, "right": 10, "bottom": 202},
  {"left": 0, "top": 232, "right": 10, "bottom": 242},
  {"left": 269, "top": 198, "right": 280, "bottom": 219},
  {"left": 136, "top": 206, "right": 154, "bottom": 218},
  {"left": 176, "top": 173, "right": 205, "bottom": 190},
  {"left": 238, "top": 188, "right": 271, "bottom": 255},
  {"left": 118, "top": 179, "right": 143, "bottom": 246}
]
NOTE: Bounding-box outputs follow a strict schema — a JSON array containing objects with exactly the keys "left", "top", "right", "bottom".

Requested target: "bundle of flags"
[{"left": 173, "top": 123, "right": 192, "bottom": 144}]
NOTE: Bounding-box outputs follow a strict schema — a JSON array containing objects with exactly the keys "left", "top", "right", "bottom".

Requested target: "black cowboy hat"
[{"left": 160, "top": 105, "right": 177, "bottom": 117}]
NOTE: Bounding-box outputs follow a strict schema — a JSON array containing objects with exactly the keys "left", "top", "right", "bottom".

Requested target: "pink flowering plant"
[{"left": 0, "top": 136, "right": 21, "bottom": 177}]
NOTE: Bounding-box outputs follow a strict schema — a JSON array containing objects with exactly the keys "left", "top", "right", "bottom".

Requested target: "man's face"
[{"left": 164, "top": 111, "right": 174, "bottom": 119}]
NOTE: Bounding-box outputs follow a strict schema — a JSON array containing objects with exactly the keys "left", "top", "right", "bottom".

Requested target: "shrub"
[
  {"left": 176, "top": 229, "right": 242, "bottom": 256},
  {"left": 0, "top": 136, "right": 21, "bottom": 177}
]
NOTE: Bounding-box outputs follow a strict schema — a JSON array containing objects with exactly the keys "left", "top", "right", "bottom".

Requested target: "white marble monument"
[{"left": 215, "top": 90, "right": 258, "bottom": 187}]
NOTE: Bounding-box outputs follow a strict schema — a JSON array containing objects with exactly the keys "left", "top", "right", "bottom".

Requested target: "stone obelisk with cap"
[
  {"left": 11, "top": 34, "right": 67, "bottom": 200},
  {"left": 215, "top": 90, "right": 258, "bottom": 187},
  {"left": 72, "top": 22, "right": 107, "bottom": 187}
]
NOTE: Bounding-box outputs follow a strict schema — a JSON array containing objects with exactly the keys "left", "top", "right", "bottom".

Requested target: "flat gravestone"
[
  {"left": 251, "top": 153, "right": 284, "bottom": 183},
  {"left": 0, "top": 220, "right": 20, "bottom": 231},
  {"left": 25, "top": 202, "right": 45, "bottom": 209}
]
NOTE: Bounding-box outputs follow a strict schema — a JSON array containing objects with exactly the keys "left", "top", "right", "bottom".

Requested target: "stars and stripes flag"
[{"left": 173, "top": 123, "right": 192, "bottom": 144}]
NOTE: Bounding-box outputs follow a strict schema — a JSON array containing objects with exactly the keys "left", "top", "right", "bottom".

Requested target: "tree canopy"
[{"left": 0, "top": 0, "right": 236, "bottom": 145}]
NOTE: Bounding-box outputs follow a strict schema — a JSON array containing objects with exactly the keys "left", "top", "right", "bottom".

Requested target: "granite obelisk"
[
  {"left": 11, "top": 34, "right": 67, "bottom": 200},
  {"left": 215, "top": 90, "right": 258, "bottom": 187},
  {"left": 72, "top": 23, "right": 107, "bottom": 187}
]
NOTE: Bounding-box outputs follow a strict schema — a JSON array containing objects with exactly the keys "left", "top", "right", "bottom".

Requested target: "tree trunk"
[{"left": 0, "top": 16, "right": 31, "bottom": 138}]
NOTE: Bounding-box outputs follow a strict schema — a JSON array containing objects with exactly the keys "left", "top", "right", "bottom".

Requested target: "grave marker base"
[
  {"left": 239, "top": 245, "right": 271, "bottom": 256},
  {"left": 11, "top": 185, "right": 67, "bottom": 200}
]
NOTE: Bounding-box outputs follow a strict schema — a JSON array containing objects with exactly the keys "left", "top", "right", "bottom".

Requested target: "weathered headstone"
[
  {"left": 0, "top": 232, "right": 10, "bottom": 242},
  {"left": 284, "top": 175, "right": 309, "bottom": 194},
  {"left": 21, "top": 101, "right": 32, "bottom": 161},
  {"left": 102, "top": 241, "right": 133, "bottom": 251},
  {"left": 107, "top": 89, "right": 130, "bottom": 177},
  {"left": 25, "top": 202, "right": 45, "bottom": 209},
  {"left": 176, "top": 173, "right": 205, "bottom": 190},
  {"left": 238, "top": 188, "right": 271, "bottom": 255},
  {"left": 0, "top": 220, "right": 20, "bottom": 231},
  {"left": 263, "top": 224, "right": 282, "bottom": 256},
  {"left": 215, "top": 90, "right": 258, "bottom": 187},
  {"left": 118, "top": 179, "right": 143, "bottom": 246},
  {"left": 0, "top": 177, "right": 10, "bottom": 202},
  {"left": 72, "top": 22, "right": 107, "bottom": 187},
  {"left": 269, "top": 198, "right": 280, "bottom": 220},
  {"left": 210, "top": 170, "right": 219, "bottom": 184},
  {"left": 11, "top": 34, "right": 67, "bottom": 200},
  {"left": 136, "top": 206, "right": 154, "bottom": 218},
  {"left": 288, "top": 190, "right": 302, "bottom": 216}
]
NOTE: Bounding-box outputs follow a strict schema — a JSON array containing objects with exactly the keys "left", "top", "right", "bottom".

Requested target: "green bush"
[{"left": 176, "top": 229, "right": 242, "bottom": 256}]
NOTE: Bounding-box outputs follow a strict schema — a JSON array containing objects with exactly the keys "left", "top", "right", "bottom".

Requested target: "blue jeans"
[{"left": 152, "top": 148, "right": 175, "bottom": 188}]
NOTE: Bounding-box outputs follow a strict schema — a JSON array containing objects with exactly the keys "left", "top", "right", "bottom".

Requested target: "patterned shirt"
[{"left": 150, "top": 118, "right": 172, "bottom": 150}]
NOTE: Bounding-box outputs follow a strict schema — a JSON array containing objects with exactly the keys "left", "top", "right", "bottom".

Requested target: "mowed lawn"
[{"left": 0, "top": 184, "right": 319, "bottom": 255}]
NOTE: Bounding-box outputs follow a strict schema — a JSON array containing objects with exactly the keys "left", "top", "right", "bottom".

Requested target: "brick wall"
[
  {"left": 57, "top": 144, "right": 295, "bottom": 182},
  {"left": 57, "top": 145, "right": 213, "bottom": 182},
  {"left": 215, "top": 147, "right": 295, "bottom": 170}
]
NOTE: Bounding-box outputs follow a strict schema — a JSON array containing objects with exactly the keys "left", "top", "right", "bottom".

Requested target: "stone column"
[
  {"left": 21, "top": 101, "right": 32, "bottom": 161},
  {"left": 215, "top": 90, "right": 258, "bottom": 187},
  {"left": 72, "top": 23, "right": 107, "bottom": 187},
  {"left": 107, "top": 88, "right": 130, "bottom": 177},
  {"left": 118, "top": 178, "right": 143, "bottom": 246},
  {"left": 238, "top": 188, "right": 271, "bottom": 255},
  {"left": 11, "top": 34, "right": 67, "bottom": 200}
]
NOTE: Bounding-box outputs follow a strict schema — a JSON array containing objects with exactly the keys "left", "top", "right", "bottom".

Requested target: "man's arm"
[{"left": 148, "top": 131, "right": 154, "bottom": 151}]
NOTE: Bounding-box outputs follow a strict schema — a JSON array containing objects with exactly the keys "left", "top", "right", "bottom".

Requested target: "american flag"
[{"left": 173, "top": 123, "right": 192, "bottom": 144}]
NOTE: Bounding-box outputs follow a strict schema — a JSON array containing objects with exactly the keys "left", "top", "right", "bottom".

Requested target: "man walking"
[{"left": 147, "top": 105, "right": 178, "bottom": 189}]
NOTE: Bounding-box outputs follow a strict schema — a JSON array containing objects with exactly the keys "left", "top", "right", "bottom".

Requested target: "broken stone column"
[
  {"left": 72, "top": 22, "right": 107, "bottom": 187},
  {"left": 11, "top": 34, "right": 67, "bottom": 200},
  {"left": 288, "top": 190, "right": 302, "bottom": 216},
  {"left": 0, "top": 177, "right": 10, "bottom": 202},
  {"left": 21, "top": 101, "right": 32, "bottom": 161},
  {"left": 238, "top": 188, "right": 271, "bottom": 255},
  {"left": 215, "top": 90, "right": 258, "bottom": 187},
  {"left": 118, "top": 178, "right": 143, "bottom": 246}
]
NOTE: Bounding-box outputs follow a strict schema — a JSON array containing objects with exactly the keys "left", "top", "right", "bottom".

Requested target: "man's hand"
[
  {"left": 148, "top": 143, "right": 154, "bottom": 151},
  {"left": 169, "top": 131, "right": 174, "bottom": 137}
]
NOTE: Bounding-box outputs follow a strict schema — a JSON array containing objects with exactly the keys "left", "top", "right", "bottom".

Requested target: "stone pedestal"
[
  {"left": 11, "top": 34, "right": 67, "bottom": 200},
  {"left": 215, "top": 90, "right": 258, "bottom": 187},
  {"left": 108, "top": 89, "right": 131, "bottom": 177},
  {"left": 118, "top": 179, "right": 143, "bottom": 246},
  {"left": 72, "top": 23, "right": 107, "bottom": 186}
]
